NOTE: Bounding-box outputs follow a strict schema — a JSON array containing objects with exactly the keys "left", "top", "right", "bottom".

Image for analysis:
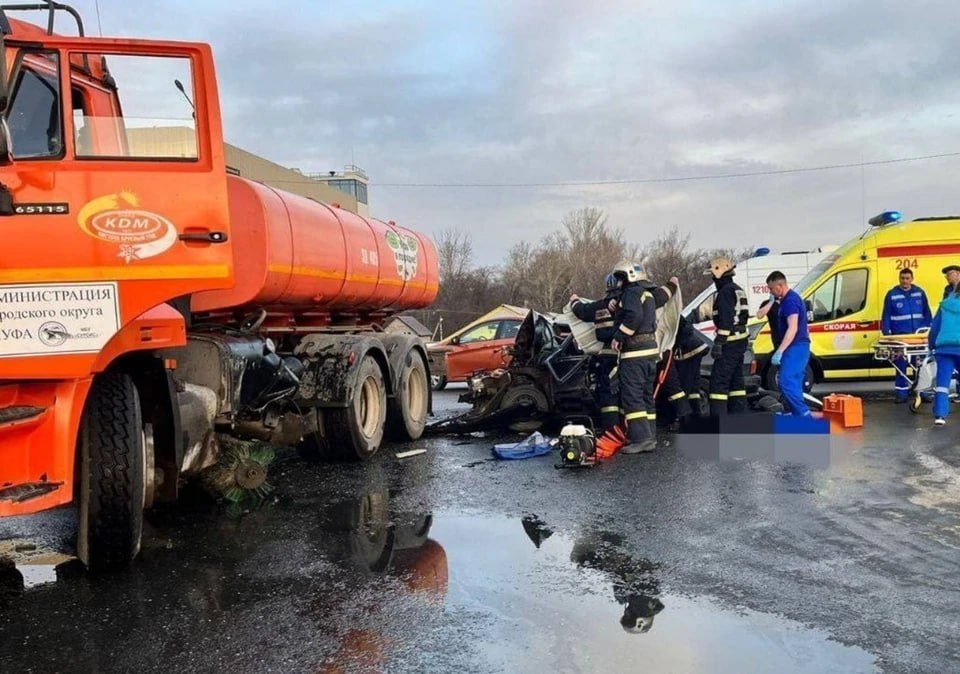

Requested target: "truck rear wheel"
[
  {"left": 328, "top": 355, "right": 386, "bottom": 460},
  {"left": 390, "top": 352, "right": 429, "bottom": 441},
  {"left": 77, "top": 372, "right": 146, "bottom": 573}
]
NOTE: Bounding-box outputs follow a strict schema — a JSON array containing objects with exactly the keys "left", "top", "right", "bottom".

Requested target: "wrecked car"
[{"left": 426, "top": 300, "right": 782, "bottom": 435}]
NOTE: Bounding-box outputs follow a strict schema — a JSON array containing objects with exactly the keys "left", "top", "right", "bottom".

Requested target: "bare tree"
[{"left": 436, "top": 229, "right": 473, "bottom": 282}]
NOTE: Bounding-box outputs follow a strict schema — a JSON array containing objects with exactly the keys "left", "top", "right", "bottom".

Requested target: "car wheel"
[
  {"left": 499, "top": 384, "right": 549, "bottom": 433},
  {"left": 431, "top": 374, "right": 448, "bottom": 391}
]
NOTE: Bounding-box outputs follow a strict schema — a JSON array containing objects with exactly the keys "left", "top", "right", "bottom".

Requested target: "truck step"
[
  {"left": 0, "top": 405, "right": 45, "bottom": 425},
  {"left": 0, "top": 481, "right": 63, "bottom": 504}
]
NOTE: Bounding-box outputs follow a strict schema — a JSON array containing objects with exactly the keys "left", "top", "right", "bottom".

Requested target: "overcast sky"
[{"left": 61, "top": 1, "right": 960, "bottom": 264}]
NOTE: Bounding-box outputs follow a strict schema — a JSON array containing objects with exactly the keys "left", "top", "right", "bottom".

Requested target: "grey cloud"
[{"left": 86, "top": 0, "right": 960, "bottom": 264}]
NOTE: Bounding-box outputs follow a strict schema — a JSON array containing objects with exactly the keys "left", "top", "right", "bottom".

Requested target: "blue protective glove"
[{"left": 771, "top": 350, "right": 782, "bottom": 366}]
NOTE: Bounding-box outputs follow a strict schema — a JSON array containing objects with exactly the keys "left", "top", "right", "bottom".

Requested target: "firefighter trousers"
[
  {"left": 677, "top": 354, "right": 705, "bottom": 416},
  {"left": 595, "top": 351, "right": 620, "bottom": 431},
  {"left": 619, "top": 351, "right": 658, "bottom": 443},
  {"left": 708, "top": 337, "right": 748, "bottom": 416},
  {"left": 657, "top": 351, "right": 691, "bottom": 421}
]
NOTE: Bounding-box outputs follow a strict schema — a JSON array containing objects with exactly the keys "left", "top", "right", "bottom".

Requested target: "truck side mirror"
[{"left": 450, "top": 336, "right": 460, "bottom": 346}]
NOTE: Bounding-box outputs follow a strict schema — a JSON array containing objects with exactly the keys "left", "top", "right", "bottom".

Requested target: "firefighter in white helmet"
[
  {"left": 705, "top": 257, "right": 750, "bottom": 416},
  {"left": 610, "top": 260, "right": 659, "bottom": 453}
]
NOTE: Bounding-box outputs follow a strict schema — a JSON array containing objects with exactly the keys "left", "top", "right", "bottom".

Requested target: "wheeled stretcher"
[{"left": 872, "top": 329, "right": 958, "bottom": 412}]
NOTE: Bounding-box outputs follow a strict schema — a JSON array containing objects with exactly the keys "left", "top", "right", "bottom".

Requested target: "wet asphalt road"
[{"left": 2, "top": 385, "right": 960, "bottom": 673}]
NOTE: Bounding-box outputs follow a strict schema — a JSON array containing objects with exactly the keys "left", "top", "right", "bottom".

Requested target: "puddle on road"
[
  {"left": 2, "top": 493, "right": 879, "bottom": 673},
  {"left": 430, "top": 513, "right": 878, "bottom": 674}
]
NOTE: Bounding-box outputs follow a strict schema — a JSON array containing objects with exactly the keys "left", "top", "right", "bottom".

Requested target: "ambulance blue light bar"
[
  {"left": 868, "top": 210, "right": 902, "bottom": 227},
  {"left": 753, "top": 247, "right": 770, "bottom": 257}
]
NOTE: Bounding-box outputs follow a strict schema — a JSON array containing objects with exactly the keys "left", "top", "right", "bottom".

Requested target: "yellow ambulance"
[{"left": 753, "top": 212, "right": 960, "bottom": 388}]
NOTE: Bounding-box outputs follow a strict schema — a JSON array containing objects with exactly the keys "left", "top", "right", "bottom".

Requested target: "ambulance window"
[
  {"left": 808, "top": 269, "right": 868, "bottom": 322},
  {"left": 7, "top": 53, "right": 63, "bottom": 159},
  {"left": 809, "top": 279, "right": 836, "bottom": 322},
  {"left": 835, "top": 269, "right": 868, "bottom": 316}
]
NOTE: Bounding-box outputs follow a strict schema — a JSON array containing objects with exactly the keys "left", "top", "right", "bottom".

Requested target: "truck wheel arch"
[{"left": 104, "top": 353, "right": 182, "bottom": 504}]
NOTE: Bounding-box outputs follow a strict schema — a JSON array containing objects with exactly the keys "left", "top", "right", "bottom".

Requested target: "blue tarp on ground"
[{"left": 492, "top": 432, "right": 553, "bottom": 460}]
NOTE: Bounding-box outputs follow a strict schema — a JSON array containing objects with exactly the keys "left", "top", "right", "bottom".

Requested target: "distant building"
[
  {"left": 385, "top": 315, "right": 433, "bottom": 339},
  {"left": 300, "top": 165, "right": 370, "bottom": 217}
]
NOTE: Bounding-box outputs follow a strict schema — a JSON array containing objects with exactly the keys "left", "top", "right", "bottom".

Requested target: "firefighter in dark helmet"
[
  {"left": 609, "top": 261, "right": 659, "bottom": 453},
  {"left": 706, "top": 257, "right": 750, "bottom": 415},
  {"left": 570, "top": 273, "right": 622, "bottom": 431}
]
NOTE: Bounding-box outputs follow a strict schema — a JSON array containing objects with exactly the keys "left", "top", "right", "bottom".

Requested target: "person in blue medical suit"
[{"left": 766, "top": 270, "right": 811, "bottom": 416}]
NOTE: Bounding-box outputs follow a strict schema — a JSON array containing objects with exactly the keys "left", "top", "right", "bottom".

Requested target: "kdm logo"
[
  {"left": 78, "top": 192, "right": 177, "bottom": 263},
  {"left": 385, "top": 231, "right": 419, "bottom": 281}
]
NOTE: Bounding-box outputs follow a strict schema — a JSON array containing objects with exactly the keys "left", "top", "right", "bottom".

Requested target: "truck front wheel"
[
  {"left": 77, "top": 372, "right": 146, "bottom": 573},
  {"left": 328, "top": 355, "right": 387, "bottom": 460}
]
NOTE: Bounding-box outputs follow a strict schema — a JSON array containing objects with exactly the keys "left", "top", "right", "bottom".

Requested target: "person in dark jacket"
[
  {"left": 570, "top": 274, "right": 621, "bottom": 431},
  {"left": 942, "top": 265, "right": 960, "bottom": 300},
  {"left": 705, "top": 257, "right": 750, "bottom": 416},
  {"left": 610, "top": 261, "right": 659, "bottom": 454},
  {"left": 631, "top": 273, "right": 692, "bottom": 427},
  {"left": 928, "top": 281, "right": 960, "bottom": 426},
  {"left": 757, "top": 295, "right": 782, "bottom": 350},
  {"left": 674, "top": 314, "right": 709, "bottom": 418},
  {"left": 881, "top": 268, "right": 932, "bottom": 402}
]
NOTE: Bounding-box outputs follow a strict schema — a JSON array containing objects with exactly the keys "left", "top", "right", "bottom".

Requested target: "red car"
[{"left": 428, "top": 314, "right": 525, "bottom": 390}]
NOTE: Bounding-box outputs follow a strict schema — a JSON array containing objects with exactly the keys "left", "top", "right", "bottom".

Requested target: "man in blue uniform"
[
  {"left": 767, "top": 270, "right": 811, "bottom": 416},
  {"left": 881, "top": 269, "right": 932, "bottom": 403}
]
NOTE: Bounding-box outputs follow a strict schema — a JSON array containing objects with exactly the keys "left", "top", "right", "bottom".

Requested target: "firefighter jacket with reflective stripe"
[
  {"left": 881, "top": 285, "right": 931, "bottom": 335},
  {"left": 712, "top": 273, "right": 749, "bottom": 344},
  {"left": 675, "top": 314, "right": 709, "bottom": 359},
  {"left": 571, "top": 291, "right": 619, "bottom": 344},
  {"left": 614, "top": 283, "right": 657, "bottom": 352},
  {"left": 638, "top": 279, "right": 678, "bottom": 310}
]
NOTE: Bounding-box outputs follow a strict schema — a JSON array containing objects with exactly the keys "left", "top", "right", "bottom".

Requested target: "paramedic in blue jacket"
[
  {"left": 766, "top": 271, "right": 811, "bottom": 416},
  {"left": 928, "top": 270, "right": 960, "bottom": 426},
  {"left": 881, "top": 269, "right": 932, "bottom": 403}
]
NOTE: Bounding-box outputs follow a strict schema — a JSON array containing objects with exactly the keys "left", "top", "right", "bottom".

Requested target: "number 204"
[{"left": 895, "top": 258, "right": 918, "bottom": 270}]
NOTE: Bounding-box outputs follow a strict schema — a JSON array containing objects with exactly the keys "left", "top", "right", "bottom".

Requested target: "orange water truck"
[{"left": 0, "top": 3, "right": 438, "bottom": 570}]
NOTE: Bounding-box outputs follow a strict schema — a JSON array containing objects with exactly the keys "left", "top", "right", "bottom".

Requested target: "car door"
[
  {"left": 487, "top": 319, "right": 522, "bottom": 370},
  {"left": 444, "top": 320, "right": 502, "bottom": 381}
]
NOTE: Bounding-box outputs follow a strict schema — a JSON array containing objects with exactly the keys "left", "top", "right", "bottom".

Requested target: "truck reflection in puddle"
[{"left": 0, "top": 483, "right": 448, "bottom": 673}]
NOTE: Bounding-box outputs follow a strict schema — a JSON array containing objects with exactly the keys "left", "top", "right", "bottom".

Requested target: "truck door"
[
  {"left": 804, "top": 266, "right": 875, "bottom": 380},
  {"left": 0, "top": 39, "right": 233, "bottom": 379}
]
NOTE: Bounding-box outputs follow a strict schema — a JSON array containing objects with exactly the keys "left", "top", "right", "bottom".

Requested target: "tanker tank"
[{"left": 192, "top": 176, "right": 439, "bottom": 318}]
